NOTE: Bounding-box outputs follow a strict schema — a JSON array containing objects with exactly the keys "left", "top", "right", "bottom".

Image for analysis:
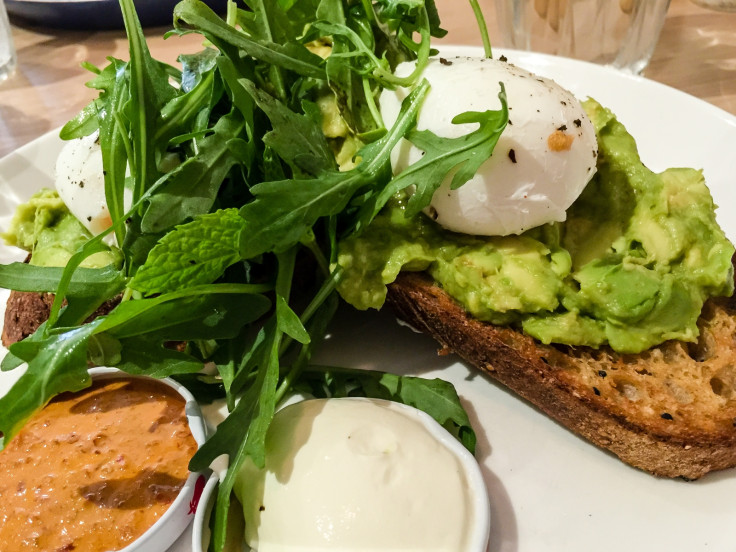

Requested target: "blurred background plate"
[{"left": 6, "top": 0, "right": 228, "bottom": 30}]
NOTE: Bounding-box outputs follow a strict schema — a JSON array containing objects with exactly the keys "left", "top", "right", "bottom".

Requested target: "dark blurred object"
[{"left": 6, "top": 0, "right": 228, "bottom": 30}]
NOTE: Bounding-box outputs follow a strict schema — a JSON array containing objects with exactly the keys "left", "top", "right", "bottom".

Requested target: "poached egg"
[
  {"left": 55, "top": 132, "right": 112, "bottom": 236},
  {"left": 380, "top": 56, "right": 598, "bottom": 236}
]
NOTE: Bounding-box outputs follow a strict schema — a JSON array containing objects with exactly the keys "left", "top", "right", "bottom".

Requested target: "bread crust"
[{"left": 386, "top": 271, "right": 736, "bottom": 479}]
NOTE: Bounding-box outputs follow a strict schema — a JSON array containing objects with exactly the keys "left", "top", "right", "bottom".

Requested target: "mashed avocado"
[
  {"left": 337, "top": 100, "right": 735, "bottom": 353},
  {"left": 2, "top": 189, "right": 121, "bottom": 268}
]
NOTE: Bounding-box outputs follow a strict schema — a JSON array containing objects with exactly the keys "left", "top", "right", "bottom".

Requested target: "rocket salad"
[{"left": 0, "top": 0, "right": 507, "bottom": 549}]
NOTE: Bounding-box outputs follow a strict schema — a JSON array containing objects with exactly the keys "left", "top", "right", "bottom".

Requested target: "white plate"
[{"left": 3, "top": 47, "right": 736, "bottom": 552}]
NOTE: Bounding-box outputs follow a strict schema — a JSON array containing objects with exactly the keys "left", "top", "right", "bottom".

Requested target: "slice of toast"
[{"left": 386, "top": 269, "right": 736, "bottom": 479}]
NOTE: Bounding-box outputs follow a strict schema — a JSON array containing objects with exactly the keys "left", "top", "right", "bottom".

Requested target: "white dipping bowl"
[
  {"left": 86, "top": 367, "right": 209, "bottom": 552},
  {"left": 192, "top": 397, "right": 490, "bottom": 552}
]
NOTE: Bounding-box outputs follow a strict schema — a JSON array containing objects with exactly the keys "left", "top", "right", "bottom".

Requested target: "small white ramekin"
[
  {"left": 85, "top": 367, "right": 209, "bottom": 552},
  {"left": 191, "top": 397, "right": 491, "bottom": 552}
]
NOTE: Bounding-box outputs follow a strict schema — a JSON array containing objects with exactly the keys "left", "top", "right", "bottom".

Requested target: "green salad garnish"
[{"left": 0, "top": 0, "right": 506, "bottom": 549}]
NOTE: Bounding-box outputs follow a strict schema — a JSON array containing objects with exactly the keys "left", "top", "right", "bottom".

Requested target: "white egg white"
[
  {"left": 55, "top": 132, "right": 112, "bottom": 236},
  {"left": 380, "top": 56, "right": 598, "bottom": 236}
]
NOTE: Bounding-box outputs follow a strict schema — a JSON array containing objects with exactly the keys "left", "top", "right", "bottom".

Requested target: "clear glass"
[
  {"left": 690, "top": 0, "right": 736, "bottom": 11},
  {"left": 494, "top": 0, "right": 671, "bottom": 74},
  {"left": 0, "top": 0, "right": 16, "bottom": 82}
]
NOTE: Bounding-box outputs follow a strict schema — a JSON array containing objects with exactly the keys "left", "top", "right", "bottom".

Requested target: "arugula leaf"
[
  {"left": 236, "top": 77, "right": 335, "bottom": 176},
  {"left": 0, "top": 320, "right": 103, "bottom": 447},
  {"left": 171, "top": 372, "right": 226, "bottom": 404},
  {"left": 59, "top": 98, "right": 104, "bottom": 140},
  {"left": 353, "top": 84, "right": 508, "bottom": 231},
  {"left": 98, "top": 57, "right": 131, "bottom": 247},
  {"left": 0, "top": 262, "right": 126, "bottom": 330},
  {"left": 140, "top": 112, "right": 246, "bottom": 234},
  {"left": 96, "top": 286, "right": 271, "bottom": 339},
  {"left": 315, "top": 20, "right": 423, "bottom": 87},
  {"left": 173, "top": 0, "right": 327, "bottom": 80},
  {"left": 115, "top": 336, "right": 204, "bottom": 377},
  {"left": 156, "top": 54, "right": 219, "bottom": 144},
  {"left": 276, "top": 294, "right": 310, "bottom": 345},
  {"left": 237, "top": 80, "right": 430, "bottom": 259},
  {"left": 132, "top": 209, "right": 247, "bottom": 295},
  {"left": 197, "top": 248, "right": 295, "bottom": 551},
  {"left": 120, "top": 0, "right": 177, "bottom": 202},
  {"left": 297, "top": 365, "right": 476, "bottom": 453},
  {"left": 179, "top": 47, "right": 220, "bottom": 93},
  {"left": 0, "top": 263, "right": 124, "bottom": 295}
]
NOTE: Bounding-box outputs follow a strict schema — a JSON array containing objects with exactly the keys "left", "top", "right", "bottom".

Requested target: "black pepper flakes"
[
  {"left": 87, "top": 216, "right": 92, "bottom": 222},
  {"left": 499, "top": 55, "right": 507, "bottom": 62},
  {"left": 661, "top": 413, "right": 674, "bottom": 420},
  {"left": 259, "top": 505, "right": 265, "bottom": 512},
  {"left": 573, "top": 119, "right": 582, "bottom": 128},
  {"left": 508, "top": 149, "right": 517, "bottom": 163},
  {"left": 78, "top": 181, "right": 85, "bottom": 188},
  {"left": 598, "top": 370, "right": 607, "bottom": 378},
  {"left": 439, "top": 57, "right": 453, "bottom": 66},
  {"left": 557, "top": 124, "right": 567, "bottom": 131},
  {"left": 593, "top": 387, "right": 601, "bottom": 396}
]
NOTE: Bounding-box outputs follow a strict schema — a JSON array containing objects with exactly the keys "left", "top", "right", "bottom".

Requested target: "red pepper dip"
[{"left": 0, "top": 377, "right": 198, "bottom": 551}]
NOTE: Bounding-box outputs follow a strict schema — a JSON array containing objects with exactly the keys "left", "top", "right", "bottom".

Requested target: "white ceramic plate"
[{"left": 2, "top": 47, "right": 736, "bottom": 552}]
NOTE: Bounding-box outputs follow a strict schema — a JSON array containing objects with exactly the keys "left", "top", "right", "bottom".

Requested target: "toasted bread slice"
[
  {"left": 1, "top": 291, "right": 56, "bottom": 348},
  {"left": 1, "top": 290, "right": 120, "bottom": 349},
  {"left": 386, "top": 270, "right": 736, "bottom": 479}
]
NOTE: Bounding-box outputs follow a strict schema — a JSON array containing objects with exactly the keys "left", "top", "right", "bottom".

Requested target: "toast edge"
[{"left": 386, "top": 271, "right": 736, "bottom": 479}]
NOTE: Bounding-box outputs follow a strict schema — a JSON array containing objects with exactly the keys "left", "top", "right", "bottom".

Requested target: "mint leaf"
[{"left": 131, "top": 209, "right": 246, "bottom": 294}]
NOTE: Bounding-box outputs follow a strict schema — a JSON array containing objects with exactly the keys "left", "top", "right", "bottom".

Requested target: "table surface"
[{"left": 0, "top": 0, "right": 734, "bottom": 159}]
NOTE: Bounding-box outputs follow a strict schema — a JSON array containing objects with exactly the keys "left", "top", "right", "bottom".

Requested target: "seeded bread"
[
  {"left": 386, "top": 269, "right": 736, "bottom": 479},
  {"left": 1, "top": 290, "right": 120, "bottom": 349}
]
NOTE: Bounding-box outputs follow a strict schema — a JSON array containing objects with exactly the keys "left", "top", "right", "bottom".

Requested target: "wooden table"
[{"left": 0, "top": 0, "right": 734, "bottom": 158}]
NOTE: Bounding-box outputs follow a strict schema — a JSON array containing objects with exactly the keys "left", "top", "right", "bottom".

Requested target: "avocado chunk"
[{"left": 2, "top": 189, "right": 121, "bottom": 269}]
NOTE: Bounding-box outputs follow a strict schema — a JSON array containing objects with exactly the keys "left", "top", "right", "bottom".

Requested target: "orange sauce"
[{"left": 0, "top": 377, "right": 199, "bottom": 551}]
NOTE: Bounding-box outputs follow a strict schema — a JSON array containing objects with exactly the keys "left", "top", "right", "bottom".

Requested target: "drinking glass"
[
  {"left": 494, "top": 0, "right": 671, "bottom": 74},
  {"left": 690, "top": 0, "right": 736, "bottom": 11},
  {"left": 0, "top": 0, "right": 16, "bottom": 82}
]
